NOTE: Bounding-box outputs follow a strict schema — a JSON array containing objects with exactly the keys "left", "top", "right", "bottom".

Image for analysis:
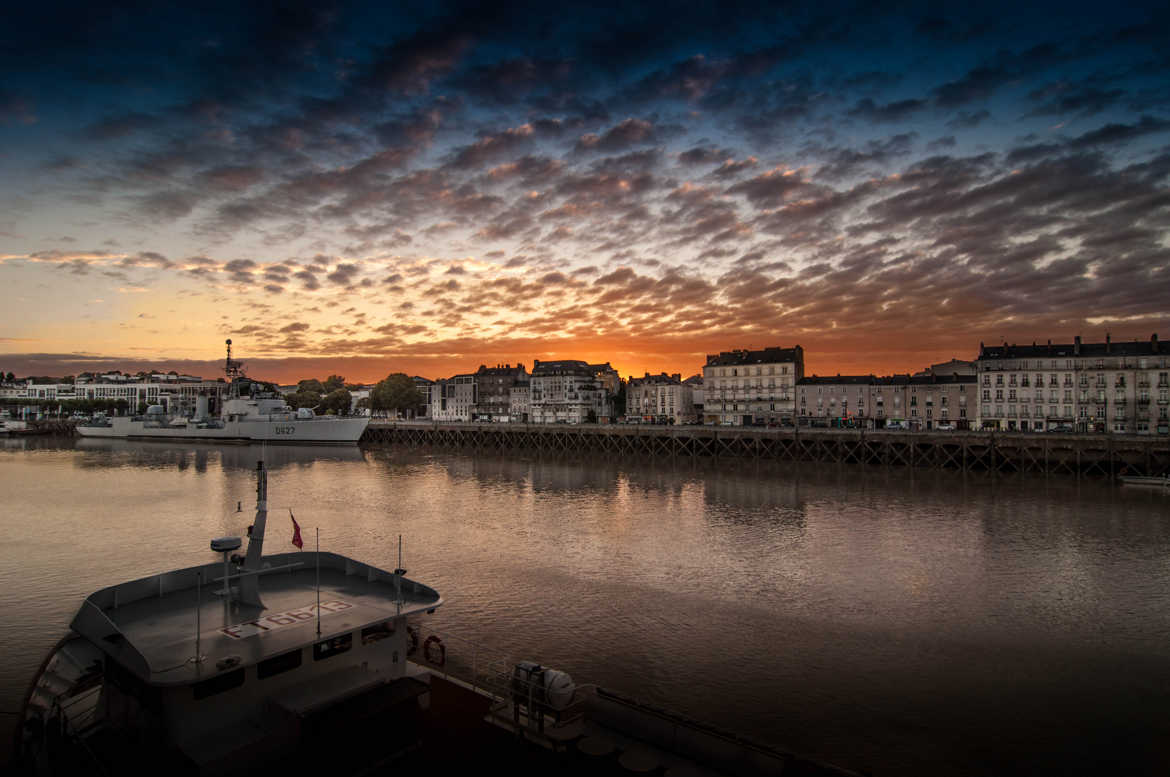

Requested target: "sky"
[{"left": 1, "top": 0, "right": 1168, "bottom": 384}]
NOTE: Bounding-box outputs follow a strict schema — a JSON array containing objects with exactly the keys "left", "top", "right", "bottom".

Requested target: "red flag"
[{"left": 290, "top": 510, "right": 303, "bottom": 549}]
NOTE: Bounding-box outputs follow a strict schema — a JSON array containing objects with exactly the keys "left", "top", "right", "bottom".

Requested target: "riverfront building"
[
  {"left": 626, "top": 373, "right": 695, "bottom": 424},
  {"left": 530, "top": 359, "right": 610, "bottom": 423},
  {"left": 1, "top": 376, "right": 226, "bottom": 413},
  {"left": 975, "top": 334, "right": 1169, "bottom": 434},
  {"left": 509, "top": 379, "right": 531, "bottom": 422},
  {"left": 702, "top": 346, "right": 804, "bottom": 425},
  {"left": 429, "top": 374, "right": 477, "bottom": 421},
  {"left": 797, "top": 373, "right": 975, "bottom": 430},
  {"left": 474, "top": 364, "right": 528, "bottom": 421}
]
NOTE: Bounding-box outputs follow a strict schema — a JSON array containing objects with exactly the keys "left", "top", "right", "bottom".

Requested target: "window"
[
  {"left": 314, "top": 633, "right": 353, "bottom": 661},
  {"left": 258, "top": 649, "right": 303, "bottom": 679},
  {"left": 362, "top": 622, "right": 395, "bottom": 644}
]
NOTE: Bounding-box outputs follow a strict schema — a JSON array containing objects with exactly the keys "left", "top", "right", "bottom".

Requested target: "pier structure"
[{"left": 363, "top": 421, "right": 1170, "bottom": 479}]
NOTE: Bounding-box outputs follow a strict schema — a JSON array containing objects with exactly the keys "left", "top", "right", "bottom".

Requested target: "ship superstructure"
[
  {"left": 17, "top": 461, "right": 439, "bottom": 773},
  {"left": 76, "top": 340, "right": 368, "bottom": 444}
]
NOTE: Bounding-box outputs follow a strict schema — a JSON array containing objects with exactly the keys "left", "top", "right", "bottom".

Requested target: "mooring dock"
[{"left": 362, "top": 421, "right": 1170, "bottom": 479}]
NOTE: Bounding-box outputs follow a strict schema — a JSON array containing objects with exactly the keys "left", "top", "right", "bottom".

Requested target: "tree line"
[{"left": 283, "top": 373, "right": 423, "bottom": 417}]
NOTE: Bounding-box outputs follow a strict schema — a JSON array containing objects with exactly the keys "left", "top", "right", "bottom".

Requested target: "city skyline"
[{"left": 2, "top": 1, "right": 1168, "bottom": 383}]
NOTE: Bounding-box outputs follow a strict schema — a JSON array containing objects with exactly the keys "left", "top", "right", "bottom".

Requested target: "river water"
[{"left": 2, "top": 436, "right": 1169, "bottom": 775}]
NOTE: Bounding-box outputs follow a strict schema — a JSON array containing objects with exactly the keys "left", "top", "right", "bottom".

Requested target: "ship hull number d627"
[{"left": 273, "top": 425, "right": 296, "bottom": 435}]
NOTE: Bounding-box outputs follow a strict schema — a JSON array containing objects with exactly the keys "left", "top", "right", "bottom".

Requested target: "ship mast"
[{"left": 238, "top": 460, "right": 267, "bottom": 607}]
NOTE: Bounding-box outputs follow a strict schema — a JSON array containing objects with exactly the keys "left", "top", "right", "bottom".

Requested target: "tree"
[
  {"left": 371, "top": 373, "right": 422, "bottom": 417},
  {"left": 323, "top": 374, "right": 346, "bottom": 393},
  {"left": 297, "top": 378, "right": 325, "bottom": 394},
  {"left": 320, "top": 388, "right": 352, "bottom": 415},
  {"left": 285, "top": 391, "right": 321, "bottom": 410}
]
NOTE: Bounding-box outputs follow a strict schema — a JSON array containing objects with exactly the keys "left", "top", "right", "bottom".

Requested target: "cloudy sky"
[{"left": 1, "top": 0, "right": 1168, "bottom": 383}]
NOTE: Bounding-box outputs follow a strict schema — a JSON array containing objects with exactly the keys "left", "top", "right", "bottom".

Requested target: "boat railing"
[{"left": 407, "top": 623, "right": 588, "bottom": 731}]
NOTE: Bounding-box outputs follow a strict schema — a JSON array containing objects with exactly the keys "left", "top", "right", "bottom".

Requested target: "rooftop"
[
  {"left": 979, "top": 334, "right": 1163, "bottom": 360},
  {"left": 705, "top": 346, "right": 803, "bottom": 367},
  {"left": 71, "top": 551, "right": 440, "bottom": 688}
]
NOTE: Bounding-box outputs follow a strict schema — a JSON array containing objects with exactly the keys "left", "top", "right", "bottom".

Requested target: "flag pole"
[{"left": 316, "top": 527, "right": 321, "bottom": 636}]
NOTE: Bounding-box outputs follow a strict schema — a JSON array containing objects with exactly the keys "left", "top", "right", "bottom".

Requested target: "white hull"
[{"left": 77, "top": 416, "right": 368, "bottom": 443}]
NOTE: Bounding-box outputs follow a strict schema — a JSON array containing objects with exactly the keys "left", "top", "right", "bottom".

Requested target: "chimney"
[
  {"left": 1106, "top": 332, "right": 1111, "bottom": 353},
  {"left": 1074, "top": 335, "right": 1081, "bottom": 355},
  {"left": 1152, "top": 333, "right": 1158, "bottom": 352}
]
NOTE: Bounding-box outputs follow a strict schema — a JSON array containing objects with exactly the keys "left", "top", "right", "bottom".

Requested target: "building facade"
[
  {"left": 798, "top": 373, "right": 975, "bottom": 430},
  {"left": 474, "top": 364, "right": 528, "bottom": 421},
  {"left": 429, "top": 374, "right": 477, "bottom": 421},
  {"left": 2, "top": 377, "right": 227, "bottom": 414},
  {"left": 509, "top": 380, "right": 530, "bottom": 422},
  {"left": 976, "top": 334, "right": 1169, "bottom": 434},
  {"left": 530, "top": 360, "right": 609, "bottom": 423},
  {"left": 626, "top": 372, "right": 694, "bottom": 424},
  {"left": 702, "top": 346, "right": 804, "bottom": 425}
]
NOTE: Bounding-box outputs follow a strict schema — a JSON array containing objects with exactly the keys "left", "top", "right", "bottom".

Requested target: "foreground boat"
[
  {"left": 75, "top": 340, "right": 368, "bottom": 444},
  {"left": 15, "top": 460, "right": 439, "bottom": 774},
  {"left": 15, "top": 462, "right": 861, "bottom": 777}
]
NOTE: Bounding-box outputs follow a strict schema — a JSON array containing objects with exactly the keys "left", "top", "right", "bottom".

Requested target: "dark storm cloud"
[
  {"left": 197, "top": 166, "right": 265, "bottom": 191},
  {"left": 131, "top": 190, "right": 199, "bottom": 220},
  {"left": 1025, "top": 83, "right": 1126, "bottom": 117},
  {"left": 451, "top": 57, "right": 574, "bottom": 104},
  {"left": 574, "top": 119, "right": 659, "bottom": 154},
  {"left": 448, "top": 125, "right": 536, "bottom": 169},
  {"left": 677, "top": 146, "right": 738, "bottom": 166},
  {"left": 946, "top": 109, "right": 991, "bottom": 129},
  {"left": 814, "top": 133, "right": 917, "bottom": 181},
  {"left": 326, "top": 263, "right": 361, "bottom": 286},
  {"left": 1069, "top": 116, "right": 1170, "bottom": 149},
  {"left": 847, "top": 98, "right": 928, "bottom": 123},
  {"left": 725, "top": 168, "right": 812, "bottom": 207}
]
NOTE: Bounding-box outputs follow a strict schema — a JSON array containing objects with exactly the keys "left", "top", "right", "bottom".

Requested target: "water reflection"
[
  {"left": 3, "top": 441, "right": 1170, "bottom": 775},
  {"left": 73, "top": 437, "right": 366, "bottom": 470}
]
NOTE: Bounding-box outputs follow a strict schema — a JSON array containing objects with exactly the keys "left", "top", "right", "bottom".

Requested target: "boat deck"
[{"left": 71, "top": 553, "right": 440, "bottom": 686}]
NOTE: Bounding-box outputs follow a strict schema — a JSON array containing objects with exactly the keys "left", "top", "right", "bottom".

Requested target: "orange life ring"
[
  {"left": 423, "top": 634, "right": 446, "bottom": 667},
  {"left": 406, "top": 626, "right": 419, "bottom": 656}
]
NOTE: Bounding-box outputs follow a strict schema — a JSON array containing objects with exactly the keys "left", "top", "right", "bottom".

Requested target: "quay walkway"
[{"left": 363, "top": 421, "right": 1170, "bottom": 479}]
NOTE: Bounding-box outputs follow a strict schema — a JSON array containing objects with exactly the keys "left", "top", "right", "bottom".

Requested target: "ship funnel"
[{"left": 195, "top": 393, "right": 210, "bottom": 421}]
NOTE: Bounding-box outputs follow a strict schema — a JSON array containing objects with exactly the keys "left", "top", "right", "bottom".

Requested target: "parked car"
[{"left": 936, "top": 422, "right": 956, "bottom": 431}]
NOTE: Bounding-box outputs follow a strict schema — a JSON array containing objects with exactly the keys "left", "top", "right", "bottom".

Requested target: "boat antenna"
[
  {"left": 394, "top": 534, "right": 405, "bottom": 614},
  {"left": 238, "top": 460, "right": 267, "bottom": 608},
  {"left": 191, "top": 571, "right": 205, "bottom": 664},
  {"left": 315, "top": 527, "right": 321, "bottom": 637}
]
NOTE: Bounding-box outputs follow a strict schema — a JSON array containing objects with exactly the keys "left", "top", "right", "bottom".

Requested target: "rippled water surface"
[{"left": 3, "top": 437, "right": 1170, "bottom": 775}]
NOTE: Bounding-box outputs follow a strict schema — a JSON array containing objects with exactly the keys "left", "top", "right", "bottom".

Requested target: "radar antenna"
[{"left": 224, "top": 338, "right": 246, "bottom": 381}]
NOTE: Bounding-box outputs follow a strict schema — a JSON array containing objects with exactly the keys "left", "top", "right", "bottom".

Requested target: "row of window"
[{"left": 192, "top": 622, "right": 393, "bottom": 701}]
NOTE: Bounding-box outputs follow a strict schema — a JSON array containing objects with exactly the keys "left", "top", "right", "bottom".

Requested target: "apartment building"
[
  {"left": 530, "top": 360, "right": 609, "bottom": 423},
  {"left": 474, "top": 363, "right": 528, "bottom": 421},
  {"left": 798, "top": 373, "right": 974, "bottom": 430},
  {"left": 626, "top": 372, "right": 695, "bottom": 424},
  {"left": 702, "top": 346, "right": 803, "bottom": 425},
  {"left": 975, "top": 334, "right": 1169, "bottom": 434},
  {"left": 429, "top": 373, "right": 477, "bottom": 421},
  {"left": 2, "top": 377, "right": 227, "bottom": 413},
  {"left": 509, "top": 379, "right": 530, "bottom": 422}
]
